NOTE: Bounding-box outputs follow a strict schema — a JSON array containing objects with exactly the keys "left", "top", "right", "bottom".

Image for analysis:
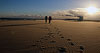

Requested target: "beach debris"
[{"left": 58, "top": 47, "right": 67, "bottom": 53}]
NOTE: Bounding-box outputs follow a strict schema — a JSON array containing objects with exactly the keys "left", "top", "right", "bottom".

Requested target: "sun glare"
[{"left": 86, "top": 6, "right": 98, "bottom": 14}]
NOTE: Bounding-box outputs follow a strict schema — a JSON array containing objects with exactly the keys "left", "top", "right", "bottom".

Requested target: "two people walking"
[{"left": 45, "top": 16, "right": 52, "bottom": 24}]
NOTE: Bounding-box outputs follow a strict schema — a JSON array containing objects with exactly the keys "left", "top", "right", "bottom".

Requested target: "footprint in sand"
[
  {"left": 40, "top": 36, "right": 50, "bottom": 41},
  {"left": 68, "top": 41, "right": 75, "bottom": 46},
  {"left": 40, "top": 46, "right": 46, "bottom": 51},
  {"left": 36, "top": 40, "right": 41, "bottom": 42},
  {"left": 32, "top": 44, "right": 37, "bottom": 47},
  {"left": 43, "top": 38, "right": 48, "bottom": 40},
  {"left": 35, "top": 40, "right": 44, "bottom": 44},
  {"left": 76, "top": 45, "right": 84, "bottom": 53},
  {"left": 44, "top": 36, "right": 50, "bottom": 39},
  {"left": 54, "top": 27, "right": 59, "bottom": 31},
  {"left": 57, "top": 32, "right": 60, "bottom": 34},
  {"left": 57, "top": 30, "right": 61, "bottom": 33},
  {"left": 57, "top": 47, "right": 67, "bottom": 53},
  {"left": 43, "top": 27, "right": 48, "bottom": 29},
  {"left": 67, "top": 38, "right": 72, "bottom": 41},
  {"left": 41, "top": 46, "right": 46, "bottom": 49},
  {"left": 50, "top": 40, "right": 56, "bottom": 43},
  {"left": 48, "top": 47, "right": 55, "bottom": 49},
  {"left": 61, "top": 36, "right": 64, "bottom": 38},
  {"left": 48, "top": 32, "right": 55, "bottom": 35},
  {"left": 79, "top": 45, "right": 84, "bottom": 50},
  {"left": 40, "top": 37, "right": 44, "bottom": 39},
  {"left": 59, "top": 34, "right": 62, "bottom": 36}
]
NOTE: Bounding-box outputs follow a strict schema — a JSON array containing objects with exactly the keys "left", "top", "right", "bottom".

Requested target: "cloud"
[
  {"left": 52, "top": 8, "right": 86, "bottom": 16},
  {"left": 52, "top": 8, "right": 100, "bottom": 20}
]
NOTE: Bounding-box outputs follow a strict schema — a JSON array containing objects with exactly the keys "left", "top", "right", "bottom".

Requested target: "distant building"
[{"left": 78, "top": 16, "right": 83, "bottom": 21}]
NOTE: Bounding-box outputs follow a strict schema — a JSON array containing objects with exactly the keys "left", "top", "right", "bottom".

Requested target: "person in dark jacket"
[
  {"left": 45, "top": 16, "right": 48, "bottom": 23},
  {"left": 49, "top": 16, "right": 52, "bottom": 24}
]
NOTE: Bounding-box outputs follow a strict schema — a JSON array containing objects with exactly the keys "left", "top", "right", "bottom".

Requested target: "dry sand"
[{"left": 0, "top": 20, "right": 100, "bottom": 53}]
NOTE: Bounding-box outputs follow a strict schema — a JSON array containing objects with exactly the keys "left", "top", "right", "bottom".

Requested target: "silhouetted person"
[
  {"left": 45, "top": 16, "right": 48, "bottom": 23},
  {"left": 49, "top": 16, "right": 52, "bottom": 24}
]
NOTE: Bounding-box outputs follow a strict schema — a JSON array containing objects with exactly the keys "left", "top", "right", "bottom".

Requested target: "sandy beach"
[{"left": 0, "top": 20, "right": 100, "bottom": 53}]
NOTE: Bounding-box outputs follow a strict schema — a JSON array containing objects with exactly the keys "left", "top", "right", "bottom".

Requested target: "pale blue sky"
[{"left": 0, "top": 0, "right": 100, "bottom": 16}]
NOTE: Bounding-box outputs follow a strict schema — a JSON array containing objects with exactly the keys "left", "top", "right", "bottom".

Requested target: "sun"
[{"left": 85, "top": 6, "right": 98, "bottom": 14}]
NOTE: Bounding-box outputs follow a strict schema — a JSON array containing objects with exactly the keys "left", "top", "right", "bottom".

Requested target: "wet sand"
[{"left": 0, "top": 20, "right": 100, "bottom": 53}]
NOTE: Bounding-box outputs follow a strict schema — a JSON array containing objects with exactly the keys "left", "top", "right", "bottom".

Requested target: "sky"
[{"left": 0, "top": 0, "right": 100, "bottom": 17}]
